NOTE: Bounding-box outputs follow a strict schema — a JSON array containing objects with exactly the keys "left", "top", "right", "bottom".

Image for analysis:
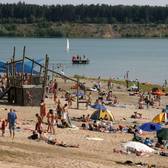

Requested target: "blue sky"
[{"left": 0, "top": 0, "right": 168, "bottom": 6}]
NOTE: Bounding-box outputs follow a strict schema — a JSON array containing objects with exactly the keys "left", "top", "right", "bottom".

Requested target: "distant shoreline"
[
  {"left": 1, "top": 23, "right": 168, "bottom": 38},
  {"left": 72, "top": 75, "right": 166, "bottom": 92}
]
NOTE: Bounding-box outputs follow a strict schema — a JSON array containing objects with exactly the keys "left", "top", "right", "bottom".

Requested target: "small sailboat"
[{"left": 66, "top": 38, "right": 70, "bottom": 52}]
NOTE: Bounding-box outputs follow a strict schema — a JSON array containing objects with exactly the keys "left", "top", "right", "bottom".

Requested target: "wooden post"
[
  {"left": 31, "top": 59, "right": 34, "bottom": 84},
  {"left": 125, "top": 70, "right": 129, "bottom": 89},
  {"left": 6, "top": 61, "right": 10, "bottom": 88},
  {"left": 12, "top": 46, "right": 16, "bottom": 86},
  {"left": 42, "top": 54, "right": 49, "bottom": 100},
  {"left": 137, "top": 81, "right": 140, "bottom": 91},
  {"left": 6, "top": 61, "right": 9, "bottom": 86},
  {"left": 52, "top": 64, "right": 54, "bottom": 81},
  {"left": 39, "top": 66, "right": 43, "bottom": 84},
  {"left": 22, "top": 46, "right": 26, "bottom": 85},
  {"left": 10, "top": 59, "right": 13, "bottom": 85},
  {"left": 77, "top": 77, "right": 79, "bottom": 109},
  {"left": 126, "top": 80, "right": 129, "bottom": 89}
]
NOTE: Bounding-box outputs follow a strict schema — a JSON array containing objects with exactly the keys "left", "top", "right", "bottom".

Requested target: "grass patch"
[{"left": 73, "top": 74, "right": 168, "bottom": 92}]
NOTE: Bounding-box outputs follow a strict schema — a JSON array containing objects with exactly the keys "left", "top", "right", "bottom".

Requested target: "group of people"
[
  {"left": 105, "top": 91, "right": 119, "bottom": 105},
  {"left": 91, "top": 91, "right": 119, "bottom": 107},
  {"left": 82, "top": 119, "right": 115, "bottom": 133},
  {"left": 72, "top": 55, "right": 88, "bottom": 61},
  {"left": 132, "top": 128, "right": 168, "bottom": 151},
  {"left": 138, "top": 93, "right": 161, "bottom": 109},
  {"left": 35, "top": 99, "right": 70, "bottom": 135},
  {"left": 0, "top": 108, "right": 17, "bottom": 139}
]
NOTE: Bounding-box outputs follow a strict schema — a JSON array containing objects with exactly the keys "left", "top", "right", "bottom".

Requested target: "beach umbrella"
[
  {"left": 0, "top": 60, "right": 5, "bottom": 72},
  {"left": 122, "top": 141, "right": 155, "bottom": 153},
  {"left": 157, "top": 128, "right": 168, "bottom": 140},
  {"left": 90, "top": 103, "right": 107, "bottom": 111},
  {"left": 90, "top": 109, "right": 114, "bottom": 121},
  {"left": 139, "top": 122, "right": 162, "bottom": 132}
]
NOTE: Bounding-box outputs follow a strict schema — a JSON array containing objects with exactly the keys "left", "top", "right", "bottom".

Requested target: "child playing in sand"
[
  {"left": 131, "top": 112, "right": 142, "bottom": 119},
  {"left": 113, "top": 96, "right": 119, "bottom": 104},
  {"left": 1, "top": 119, "right": 7, "bottom": 136},
  {"left": 56, "top": 99, "right": 62, "bottom": 119},
  {"left": 35, "top": 113, "right": 43, "bottom": 133}
]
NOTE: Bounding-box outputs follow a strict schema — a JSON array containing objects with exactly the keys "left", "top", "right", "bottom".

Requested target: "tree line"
[{"left": 0, "top": 2, "right": 168, "bottom": 24}]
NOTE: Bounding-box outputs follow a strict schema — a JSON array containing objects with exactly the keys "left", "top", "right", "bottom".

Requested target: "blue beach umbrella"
[
  {"left": 0, "top": 61, "right": 6, "bottom": 72},
  {"left": 139, "top": 122, "right": 162, "bottom": 132},
  {"left": 90, "top": 103, "right": 107, "bottom": 111}
]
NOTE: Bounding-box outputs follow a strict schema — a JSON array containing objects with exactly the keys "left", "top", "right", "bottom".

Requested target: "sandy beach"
[{"left": 0, "top": 78, "right": 168, "bottom": 168}]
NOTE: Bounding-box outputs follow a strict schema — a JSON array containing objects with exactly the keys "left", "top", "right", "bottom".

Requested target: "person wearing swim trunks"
[
  {"left": 7, "top": 108, "right": 17, "bottom": 139},
  {"left": 46, "top": 109, "right": 55, "bottom": 134}
]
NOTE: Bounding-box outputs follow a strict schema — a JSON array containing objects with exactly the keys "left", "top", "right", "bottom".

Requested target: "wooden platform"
[{"left": 8, "top": 85, "right": 43, "bottom": 106}]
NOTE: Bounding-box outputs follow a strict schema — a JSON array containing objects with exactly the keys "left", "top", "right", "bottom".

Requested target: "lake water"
[{"left": 0, "top": 37, "right": 168, "bottom": 84}]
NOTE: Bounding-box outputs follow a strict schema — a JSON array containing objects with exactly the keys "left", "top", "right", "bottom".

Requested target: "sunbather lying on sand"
[
  {"left": 47, "top": 139, "right": 79, "bottom": 148},
  {"left": 40, "top": 131, "right": 79, "bottom": 148},
  {"left": 131, "top": 112, "right": 142, "bottom": 119},
  {"left": 28, "top": 131, "right": 79, "bottom": 148}
]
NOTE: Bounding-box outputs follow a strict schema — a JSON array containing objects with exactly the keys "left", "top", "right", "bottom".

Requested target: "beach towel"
[
  {"left": 111, "top": 104, "right": 127, "bottom": 108},
  {"left": 86, "top": 137, "right": 104, "bottom": 141},
  {"left": 122, "top": 141, "right": 155, "bottom": 153}
]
